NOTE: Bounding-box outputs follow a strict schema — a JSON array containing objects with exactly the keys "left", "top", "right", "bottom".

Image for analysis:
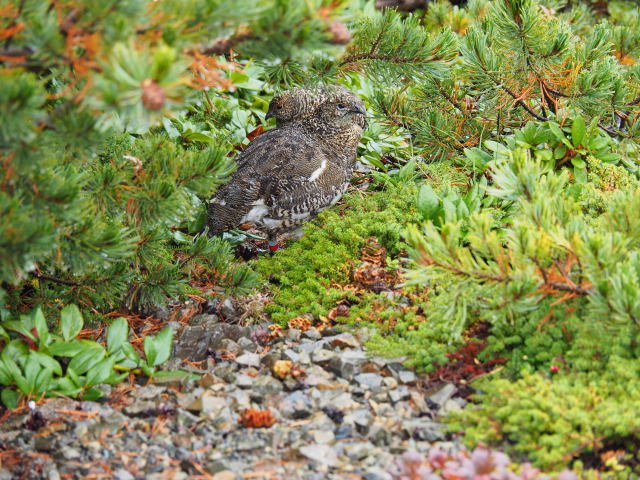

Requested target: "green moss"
[
  {"left": 579, "top": 156, "right": 640, "bottom": 216},
  {"left": 447, "top": 358, "right": 640, "bottom": 475},
  {"left": 254, "top": 181, "right": 420, "bottom": 324}
]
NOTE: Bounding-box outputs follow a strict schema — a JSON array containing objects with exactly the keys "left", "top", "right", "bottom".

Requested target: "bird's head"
[
  {"left": 316, "top": 91, "right": 367, "bottom": 130},
  {"left": 266, "top": 88, "right": 318, "bottom": 124}
]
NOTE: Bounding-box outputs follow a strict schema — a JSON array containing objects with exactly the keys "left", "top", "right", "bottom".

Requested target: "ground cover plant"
[{"left": 2, "top": 0, "right": 640, "bottom": 477}]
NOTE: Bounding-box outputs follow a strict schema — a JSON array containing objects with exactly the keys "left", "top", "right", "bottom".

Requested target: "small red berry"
[{"left": 550, "top": 365, "right": 560, "bottom": 373}]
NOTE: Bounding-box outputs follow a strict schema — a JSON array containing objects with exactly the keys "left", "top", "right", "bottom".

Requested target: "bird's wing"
[{"left": 263, "top": 156, "right": 351, "bottom": 218}]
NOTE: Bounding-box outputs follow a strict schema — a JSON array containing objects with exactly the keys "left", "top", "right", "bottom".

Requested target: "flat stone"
[
  {"left": 235, "top": 353, "right": 260, "bottom": 368},
  {"left": 237, "top": 337, "right": 257, "bottom": 352},
  {"left": 218, "top": 339, "right": 241, "bottom": 355},
  {"left": 280, "top": 391, "right": 313, "bottom": 419},
  {"left": 233, "top": 374, "right": 255, "bottom": 388},
  {"left": 354, "top": 373, "right": 384, "bottom": 393},
  {"left": 311, "top": 349, "right": 337, "bottom": 364},
  {"left": 114, "top": 469, "right": 135, "bottom": 480},
  {"left": 303, "top": 328, "right": 322, "bottom": 340},
  {"left": 396, "top": 370, "right": 417, "bottom": 385},
  {"left": 299, "top": 444, "right": 338, "bottom": 467},
  {"left": 327, "top": 333, "right": 360, "bottom": 349},
  {"left": 429, "top": 383, "right": 457, "bottom": 406},
  {"left": 282, "top": 349, "right": 300, "bottom": 362},
  {"left": 388, "top": 386, "right": 410, "bottom": 403}
]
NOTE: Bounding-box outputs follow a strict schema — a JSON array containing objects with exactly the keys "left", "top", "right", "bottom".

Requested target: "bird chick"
[
  {"left": 266, "top": 85, "right": 366, "bottom": 129},
  {"left": 207, "top": 89, "right": 366, "bottom": 251}
]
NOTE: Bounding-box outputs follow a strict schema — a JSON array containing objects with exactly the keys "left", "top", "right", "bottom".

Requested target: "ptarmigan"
[{"left": 207, "top": 88, "right": 366, "bottom": 251}]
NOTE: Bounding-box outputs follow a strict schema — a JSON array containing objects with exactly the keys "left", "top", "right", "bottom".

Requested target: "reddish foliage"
[
  {"left": 238, "top": 409, "right": 276, "bottom": 428},
  {"left": 429, "top": 339, "right": 507, "bottom": 389}
]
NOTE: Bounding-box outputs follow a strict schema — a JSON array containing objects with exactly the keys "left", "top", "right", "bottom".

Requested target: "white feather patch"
[
  {"left": 240, "top": 199, "right": 268, "bottom": 223},
  {"left": 308, "top": 159, "right": 327, "bottom": 182}
]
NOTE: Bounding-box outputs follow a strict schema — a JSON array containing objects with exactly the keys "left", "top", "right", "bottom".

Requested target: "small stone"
[
  {"left": 287, "top": 328, "right": 302, "bottom": 341},
  {"left": 429, "top": 383, "right": 457, "bottom": 406},
  {"left": 388, "top": 386, "right": 410, "bottom": 403},
  {"left": 327, "top": 333, "right": 360, "bottom": 349},
  {"left": 327, "top": 350, "right": 366, "bottom": 380},
  {"left": 220, "top": 298, "right": 235, "bottom": 318},
  {"left": 401, "top": 419, "right": 446, "bottom": 442},
  {"left": 354, "top": 373, "right": 384, "bottom": 393},
  {"left": 396, "top": 370, "right": 417, "bottom": 385},
  {"left": 218, "top": 339, "right": 241, "bottom": 355},
  {"left": 311, "top": 349, "right": 337, "bottom": 364},
  {"left": 441, "top": 398, "right": 462, "bottom": 414},
  {"left": 280, "top": 391, "right": 313, "bottom": 419},
  {"left": 299, "top": 444, "right": 337, "bottom": 467},
  {"left": 303, "top": 328, "right": 322, "bottom": 340},
  {"left": 312, "top": 430, "right": 335, "bottom": 444},
  {"left": 62, "top": 447, "right": 81, "bottom": 460},
  {"left": 343, "top": 442, "right": 374, "bottom": 461},
  {"left": 114, "top": 469, "right": 135, "bottom": 480},
  {"left": 233, "top": 374, "right": 255, "bottom": 388},
  {"left": 237, "top": 337, "right": 257, "bottom": 352},
  {"left": 282, "top": 349, "right": 300, "bottom": 362},
  {"left": 235, "top": 352, "right": 260, "bottom": 368},
  {"left": 364, "top": 467, "right": 393, "bottom": 480},
  {"left": 212, "top": 471, "right": 237, "bottom": 480}
]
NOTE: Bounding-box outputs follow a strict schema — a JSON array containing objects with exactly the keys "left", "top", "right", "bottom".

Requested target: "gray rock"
[
  {"left": 364, "top": 467, "right": 393, "bottom": 480},
  {"left": 281, "top": 391, "right": 313, "bottom": 419},
  {"left": 218, "top": 338, "right": 241, "bottom": 355},
  {"left": 429, "top": 383, "right": 457, "bottom": 406},
  {"left": 401, "top": 419, "right": 446, "bottom": 442},
  {"left": 173, "top": 318, "right": 245, "bottom": 361},
  {"left": 303, "top": 328, "right": 322, "bottom": 340},
  {"left": 220, "top": 298, "right": 235, "bottom": 318},
  {"left": 299, "top": 444, "right": 338, "bottom": 467},
  {"left": 397, "top": 370, "right": 417, "bottom": 385},
  {"left": 327, "top": 350, "right": 367, "bottom": 380},
  {"left": 114, "top": 469, "right": 135, "bottom": 480},
  {"left": 282, "top": 349, "right": 300, "bottom": 362},
  {"left": 311, "top": 348, "right": 337, "bottom": 364},
  {"left": 388, "top": 386, "right": 410, "bottom": 403},
  {"left": 354, "top": 373, "right": 384, "bottom": 393},
  {"left": 233, "top": 374, "right": 255, "bottom": 388},
  {"left": 235, "top": 352, "right": 260, "bottom": 368},
  {"left": 251, "top": 376, "right": 283, "bottom": 398},
  {"left": 237, "top": 337, "right": 257, "bottom": 352},
  {"left": 287, "top": 328, "right": 302, "bottom": 341},
  {"left": 327, "top": 333, "right": 360, "bottom": 349}
]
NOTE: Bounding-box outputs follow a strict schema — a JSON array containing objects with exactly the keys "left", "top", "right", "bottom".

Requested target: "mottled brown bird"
[
  {"left": 265, "top": 85, "right": 343, "bottom": 126},
  {"left": 207, "top": 88, "right": 366, "bottom": 250}
]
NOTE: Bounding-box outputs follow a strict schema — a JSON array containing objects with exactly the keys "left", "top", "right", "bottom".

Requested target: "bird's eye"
[
  {"left": 337, "top": 103, "right": 346, "bottom": 109},
  {"left": 276, "top": 105, "right": 283, "bottom": 110}
]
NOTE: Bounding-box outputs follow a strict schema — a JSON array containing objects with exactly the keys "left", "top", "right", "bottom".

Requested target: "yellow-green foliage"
[
  {"left": 447, "top": 358, "right": 640, "bottom": 476},
  {"left": 253, "top": 182, "right": 419, "bottom": 324},
  {"left": 579, "top": 156, "right": 640, "bottom": 216}
]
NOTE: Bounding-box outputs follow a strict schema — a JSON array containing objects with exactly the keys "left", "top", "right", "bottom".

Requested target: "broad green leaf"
[
  {"left": 81, "top": 388, "right": 103, "bottom": 401},
  {"left": 571, "top": 156, "right": 586, "bottom": 169},
  {"left": 571, "top": 117, "right": 586, "bottom": 147},
  {"left": 48, "top": 340, "right": 95, "bottom": 357},
  {"left": 0, "top": 358, "right": 13, "bottom": 385},
  {"left": 144, "top": 326, "right": 173, "bottom": 367},
  {"left": 34, "top": 368, "right": 53, "bottom": 393},
  {"left": 553, "top": 145, "right": 567, "bottom": 160},
  {"left": 1, "top": 389, "right": 20, "bottom": 409},
  {"left": 417, "top": 184, "right": 440, "bottom": 221},
  {"left": 68, "top": 346, "right": 106, "bottom": 375},
  {"left": 548, "top": 122, "right": 571, "bottom": 147},
  {"left": 60, "top": 305, "right": 83, "bottom": 342},
  {"left": 85, "top": 357, "right": 116, "bottom": 386},
  {"left": 573, "top": 167, "right": 587, "bottom": 184},
  {"left": 55, "top": 377, "right": 82, "bottom": 397},
  {"left": 0, "top": 321, "right": 35, "bottom": 342},
  {"left": 484, "top": 140, "right": 511, "bottom": 155},
  {"left": 30, "top": 351, "right": 62, "bottom": 376},
  {"left": 107, "top": 318, "right": 128, "bottom": 355},
  {"left": 33, "top": 308, "right": 50, "bottom": 347}
]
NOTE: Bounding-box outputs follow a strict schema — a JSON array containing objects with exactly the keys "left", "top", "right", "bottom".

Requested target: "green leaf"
[
  {"left": 0, "top": 321, "right": 35, "bottom": 342},
  {"left": 484, "top": 140, "right": 511, "bottom": 155},
  {"left": 417, "top": 184, "right": 440, "bottom": 221},
  {"left": 34, "top": 368, "right": 53, "bottom": 393},
  {"left": 85, "top": 357, "right": 116, "bottom": 386},
  {"left": 55, "top": 377, "right": 82, "bottom": 397},
  {"left": 68, "top": 346, "right": 106, "bottom": 375},
  {"left": 81, "top": 388, "right": 103, "bottom": 401},
  {"left": 571, "top": 117, "right": 586, "bottom": 147},
  {"left": 60, "top": 305, "right": 83, "bottom": 342},
  {"left": 30, "top": 351, "right": 62, "bottom": 376},
  {"left": 144, "top": 326, "right": 173, "bottom": 367},
  {"left": 553, "top": 145, "right": 567, "bottom": 160},
  {"left": 571, "top": 156, "right": 586, "bottom": 169},
  {"left": 48, "top": 340, "right": 95, "bottom": 357},
  {"left": 573, "top": 167, "right": 587, "bottom": 184},
  {"left": 107, "top": 318, "right": 128, "bottom": 355},
  {"left": 548, "top": 122, "right": 571, "bottom": 147},
  {"left": 1, "top": 389, "right": 20, "bottom": 409},
  {"left": 0, "top": 358, "right": 13, "bottom": 385},
  {"left": 33, "top": 308, "right": 50, "bottom": 347}
]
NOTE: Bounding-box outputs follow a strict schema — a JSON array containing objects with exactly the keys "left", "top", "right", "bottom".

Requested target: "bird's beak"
[
  {"left": 265, "top": 111, "right": 273, "bottom": 120},
  {"left": 351, "top": 106, "right": 366, "bottom": 115}
]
